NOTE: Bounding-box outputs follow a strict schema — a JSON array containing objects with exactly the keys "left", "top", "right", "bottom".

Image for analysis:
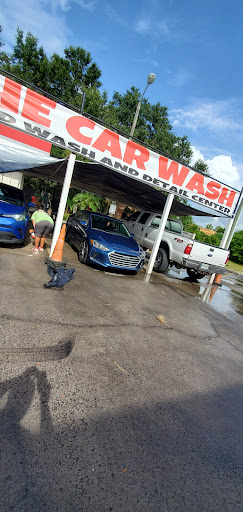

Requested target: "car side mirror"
[
  {"left": 130, "top": 233, "right": 135, "bottom": 238},
  {"left": 80, "top": 220, "right": 87, "bottom": 227},
  {"left": 28, "top": 202, "right": 36, "bottom": 208}
]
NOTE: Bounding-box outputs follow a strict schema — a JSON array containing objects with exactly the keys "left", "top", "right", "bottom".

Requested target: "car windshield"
[
  {"left": 91, "top": 215, "right": 131, "bottom": 237},
  {"left": 0, "top": 184, "right": 24, "bottom": 206}
]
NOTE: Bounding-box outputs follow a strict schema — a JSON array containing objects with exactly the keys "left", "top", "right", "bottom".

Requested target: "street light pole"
[
  {"left": 129, "top": 73, "right": 156, "bottom": 139},
  {"left": 77, "top": 85, "right": 86, "bottom": 114}
]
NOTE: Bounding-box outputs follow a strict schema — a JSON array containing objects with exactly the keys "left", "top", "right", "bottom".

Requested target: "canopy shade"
[
  {"left": 21, "top": 158, "right": 217, "bottom": 217},
  {"left": 0, "top": 136, "right": 59, "bottom": 171}
]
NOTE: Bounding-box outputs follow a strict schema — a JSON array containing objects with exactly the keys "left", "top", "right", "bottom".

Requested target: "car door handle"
[{"left": 141, "top": 227, "right": 144, "bottom": 231}]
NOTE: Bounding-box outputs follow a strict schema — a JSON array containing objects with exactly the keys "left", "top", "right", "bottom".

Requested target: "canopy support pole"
[
  {"left": 49, "top": 153, "right": 76, "bottom": 258},
  {"left": 145, "top": 193, "right": 174, "bottom": 281},
  {"left": 221, "top": 187, "right": 243, "bottom": 249},
  {"left": 208, "top": 187, "right": 243, "bottom": 285}
]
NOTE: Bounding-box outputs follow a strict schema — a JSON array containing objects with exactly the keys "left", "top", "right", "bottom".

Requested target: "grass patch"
[{"left": 225, "top": 260, "right": 243, "bottom": 274}]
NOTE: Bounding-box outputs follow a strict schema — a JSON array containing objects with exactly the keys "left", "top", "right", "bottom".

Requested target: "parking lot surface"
[{"left": 0, "top": 237, "right": 242, "bottom": 511}]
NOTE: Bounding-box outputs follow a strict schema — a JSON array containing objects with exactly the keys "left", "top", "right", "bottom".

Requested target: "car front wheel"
[{"left": 78, "top": 239, "right": 89, "bottom": 264}]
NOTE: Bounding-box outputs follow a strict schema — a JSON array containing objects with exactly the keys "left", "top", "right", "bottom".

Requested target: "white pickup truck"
[{"left": 123, "top": 211, "right": 230, "bottom": 279}]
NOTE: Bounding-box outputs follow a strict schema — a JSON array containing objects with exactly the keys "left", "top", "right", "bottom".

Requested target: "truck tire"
[
  {"left": 153, "top": 248, "right": 169, "bottom": 273},
  {"left": 186, "top": 268, "right": 205, "bottom": 280}
]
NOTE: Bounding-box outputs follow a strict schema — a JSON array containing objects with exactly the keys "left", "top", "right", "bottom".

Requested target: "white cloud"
[
  {"left": 167, "top": 68, "right": 193, "bottom": 87},
  {"left": 170, "top": 98, "right": 243, "bottom": 135},
  {"left": 0, "top": 0, "right": 96, "bottom": 55},
  {"left": 190, "top": 146, "right": 205, "bottom": 166},
  {"left": 104, "top": 4, "right": 128, "bottom": 28},
  {"left": 135, "top": 17, "right": 169, "bottom": 37},
  {"left": 191, "top": 146, "right": 242, "bottom": 191},
  {"left": 191, "top": 146, "right": 243, "bottom": 229},
  {"left": 206, "top": 155, "right": 241, "bottom": 190},
  {"left": 51, "top": 0, "right": 96, "bottom": 12},
  {"left": 133, "top": 56, "right": 159, "bottom": 68}
]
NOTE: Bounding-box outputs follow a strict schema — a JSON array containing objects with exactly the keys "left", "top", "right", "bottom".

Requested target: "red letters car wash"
[{"left": 0, "top": 74, "right": 240, "bottom": 216}]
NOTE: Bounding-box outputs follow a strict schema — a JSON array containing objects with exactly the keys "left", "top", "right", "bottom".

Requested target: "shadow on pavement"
[{"left": 0, "top": 368, "right": 242, "bottom": 511}]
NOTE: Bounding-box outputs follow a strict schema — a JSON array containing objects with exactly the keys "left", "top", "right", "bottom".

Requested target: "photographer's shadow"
[{"left": 0, "top": 367, "right": 53, "bottom": 511}]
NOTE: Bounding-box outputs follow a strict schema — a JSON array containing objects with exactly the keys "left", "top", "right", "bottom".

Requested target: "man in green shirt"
[{"left": 31, "top": 201, "right": 54, "bottom": 253}]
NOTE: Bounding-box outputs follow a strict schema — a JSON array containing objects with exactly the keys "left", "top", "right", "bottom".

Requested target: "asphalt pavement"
[{"left": 0, "top": 236, "right": 242, "bottom": 512}]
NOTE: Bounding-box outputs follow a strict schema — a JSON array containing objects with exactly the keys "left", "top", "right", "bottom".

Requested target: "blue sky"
[{"left": 0, "top": 0, "right": 243, "bottom": 228}]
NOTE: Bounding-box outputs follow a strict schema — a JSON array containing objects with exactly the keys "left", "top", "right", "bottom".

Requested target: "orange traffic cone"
[
  {"left": 213, "top": 273, "right": 223, "bottom": 285},
  {"left": 209, "top": 274, "right": 223, "bottom": 302},
  {"left": 51, "top": 224, "right": 66, "bottom": 263}
]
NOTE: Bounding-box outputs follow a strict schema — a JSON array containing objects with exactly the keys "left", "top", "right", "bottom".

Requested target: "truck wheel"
[
  {"left": 153, "top": 248, "right": 169, "bottom": 273},
  {"left": 186, "top": 269, "right": 205, "bottom": 280}
]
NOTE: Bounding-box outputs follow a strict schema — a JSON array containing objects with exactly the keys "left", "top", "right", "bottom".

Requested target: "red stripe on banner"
[{"left": 0, "top": 124, "right": 51, "bottom": 154}]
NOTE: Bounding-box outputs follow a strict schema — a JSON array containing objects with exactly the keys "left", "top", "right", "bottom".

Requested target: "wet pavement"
[
  {"left": 137, "top": 265, "right": 243, "bottom": 322},
  {"left": 0, "top": 237, "right": 243, "bottom": 511}
]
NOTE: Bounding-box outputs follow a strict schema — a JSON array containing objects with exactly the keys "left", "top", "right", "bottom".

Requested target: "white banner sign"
[{"left": 0, "top": 74, "right": 240, "bottom": 216}]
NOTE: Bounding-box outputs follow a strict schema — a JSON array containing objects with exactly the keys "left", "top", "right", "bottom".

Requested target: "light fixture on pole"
[{"left": 130, "top": 73, "right": 156, "bottom": 138}]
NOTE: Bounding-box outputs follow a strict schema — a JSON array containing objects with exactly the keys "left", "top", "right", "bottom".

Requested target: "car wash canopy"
[{"left": 0, "top": 73, "right": 240, "bottom": 217}]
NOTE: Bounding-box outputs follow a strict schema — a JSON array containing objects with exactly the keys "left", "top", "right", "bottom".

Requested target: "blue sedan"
[
  {"left": 66, "top": 210, "right": 145, "bottom": 272},
  {"left": 0, "top": 183, "right": 30, "bottom": 244}
]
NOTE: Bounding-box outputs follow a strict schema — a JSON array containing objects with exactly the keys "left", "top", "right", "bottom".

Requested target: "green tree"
[
  {"left": 0, "top": 26, "right": 215, "bottom": 183},
  {"left": 0, "top": 25, "right": 11, "bottom": 68},
  {"left": 216, "top": 226, "right": 225, "bottom": 233},
  {"left": 194, "top": 159, "right": 210, "bottom": 176},
  {"left": 0, "top": 26, "right": 105, "bottom": 159},
  {"left": 103, "top": 87, "right": 192, "bottom": 163},
  {"left": 229, "top": 231, "right": 243, "bottom": 263},
  {"left": 70, "top": 192, "right": 108, "bottom": 213},
  {"left": 0, "top": 28, "right": 50, "bottom": 89},
  {"left": 0, "top": 27, "right": 102, "bottom": 109}
]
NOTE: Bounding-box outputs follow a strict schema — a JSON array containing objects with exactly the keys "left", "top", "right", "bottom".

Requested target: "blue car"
[
  {"left": 0, "top": 183, "right": 30, "bottom": 244},
  {"left": 66, "top": 210, "right": 145, "bottom": 272}
]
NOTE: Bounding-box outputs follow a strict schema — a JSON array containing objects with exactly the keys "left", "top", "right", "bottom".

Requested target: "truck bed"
[{"left": 188, "top": 240, "right": 229, "bottom": 266}]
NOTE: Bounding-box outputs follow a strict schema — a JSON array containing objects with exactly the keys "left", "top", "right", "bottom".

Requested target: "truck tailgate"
[{"left": 189, "top": 242, "right": 229, "bottom": 266}]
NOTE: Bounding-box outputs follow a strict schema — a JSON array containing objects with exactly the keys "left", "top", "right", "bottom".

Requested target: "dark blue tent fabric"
[{"left": 44, "top": 265, "right": 75, "bottom": 288}]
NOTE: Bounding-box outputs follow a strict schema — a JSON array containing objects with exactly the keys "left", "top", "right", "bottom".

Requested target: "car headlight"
[
  {"left": 4, "top": 214, "right": 26, "bottom": 221},
  {"left": 91, "top": 240, "right": 110, "bottom": 251}
]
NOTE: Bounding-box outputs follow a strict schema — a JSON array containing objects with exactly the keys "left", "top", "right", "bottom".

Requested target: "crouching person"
[{"left": 31, "top": 201, "right": 54, "bottom": 253}]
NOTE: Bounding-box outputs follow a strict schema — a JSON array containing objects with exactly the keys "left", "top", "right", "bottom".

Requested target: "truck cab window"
[
  {"left": 138, "top": 212, "right": 151, "bottom": 224},
  {"left": 129, "top": 211, "right": 141, "bottom": 222},
  {"left": 169, "top": 220, "right": 181, "bottom": 233},
  {"left": 151, "top": 217, "right": 170, "bottom": 230}
]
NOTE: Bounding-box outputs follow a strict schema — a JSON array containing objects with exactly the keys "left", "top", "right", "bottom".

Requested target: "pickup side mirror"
[{"left": 80, "top": 220, "right": 88, "bottom": 227}]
